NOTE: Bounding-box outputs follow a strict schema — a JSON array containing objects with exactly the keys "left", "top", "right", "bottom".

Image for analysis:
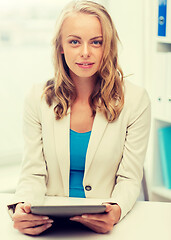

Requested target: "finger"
[
  {"left": 80, "top": 218, "right": 113, "bottom": 233},
  {"left": 71, "top": 217, "right": 102, "bottom": 226},
  {"left": 71, "top": 212, "right": 114, "bottom": 225},
  {"left": 103, "top": 204, "right": 113, "bottom": 213},
  {"left": 78, "top": 220, "right": 103, "bottom": 233},
  {"left": 13, "top": 212, "right": 49, "bottom": 222},
  {"left": 70, "top": 214, "right": 105, "bottom": 222},
  {"left": 70, "top": 217, "right": 111, "bottom": 233},
  {"left": 19, "top": 223, "right": 52, "bottom": 236},
  {"left": 23, "top": 219, "right": 53, "bottom": 229},
  {"left": 15, "top": 202, "right": 31, "bottom": 213},
  {"left": 78, "top": 204, "right": 116, "bottom": 222},
  {"left": 23, "top": 203, "right": 31, "bottom": 214},
  {"left": 81, "top": 213, "right": 109, "bottom": 222},
  {"left": 83, "top": 220, "right": 112, "bottom": 234},
  {"left": 14, "top": 219, "right": 53, "bottom": 230}
]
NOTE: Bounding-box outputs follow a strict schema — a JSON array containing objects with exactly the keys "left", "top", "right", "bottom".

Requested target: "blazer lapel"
[
  {"left": 84, "top": 111, "right": 108, "bottom": 177},
  {"left": 53, "top": 105, "right": 108, "bottom": 195},
  {"left": 53, "top": 107, "right": 71, "bottom": 196}
]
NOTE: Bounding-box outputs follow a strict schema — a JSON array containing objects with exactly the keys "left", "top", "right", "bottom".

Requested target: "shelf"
[
  {"left": 152, "top": 186, "right": 171, "bottom": 200},
  {"left": 156, "top": 37, "right": 171, "bottom": 44},
  {"left": 154, "top": 116, "right": 171, "bottom": 125},
  {"left": 146, "top": 0, "right": 171, "bottom": 203}
]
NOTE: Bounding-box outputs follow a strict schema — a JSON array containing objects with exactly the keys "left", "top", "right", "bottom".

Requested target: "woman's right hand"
[{"left": 12, "top": 202, "right": 53, "bottom": 235}]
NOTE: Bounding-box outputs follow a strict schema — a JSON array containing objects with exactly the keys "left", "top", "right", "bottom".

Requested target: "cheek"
[
  {"left": 96, "top": 50, "right": 103, "bottom": 64},
  {"left": 93, "top": 47, "right": 103, "bottom": 58},
  {"left": 63, "top": 48, "right": 77, "bottom": 63}
]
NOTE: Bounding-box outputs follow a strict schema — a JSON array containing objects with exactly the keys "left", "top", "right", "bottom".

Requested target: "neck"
[{"left": 70, "top": 71, "right": 97, "bottom": 104}]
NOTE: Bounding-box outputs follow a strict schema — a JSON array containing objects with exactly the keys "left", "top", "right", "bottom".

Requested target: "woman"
[{"left": 8, "top": 0, "right": 151, "bottom": 235}]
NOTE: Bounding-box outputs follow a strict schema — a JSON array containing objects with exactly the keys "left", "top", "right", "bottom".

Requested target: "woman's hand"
[
  {"left": 12, "top": 202, "right": 53, "bottom": 235},
  {"left": 70, "top": 204, "right": 121, "bottom": 234}
]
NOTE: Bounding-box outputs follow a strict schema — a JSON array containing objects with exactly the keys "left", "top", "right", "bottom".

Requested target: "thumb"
[
  {"left": 104, "top": 204, "right": 113, "bottom": 213},
  {"left": 23, "top": 203, "right": 31, "bottom": 214}
]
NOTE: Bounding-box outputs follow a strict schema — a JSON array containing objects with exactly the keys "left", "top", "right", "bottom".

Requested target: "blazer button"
[{"left": 85, "top": 185, "right": 92, "bottom": 191}]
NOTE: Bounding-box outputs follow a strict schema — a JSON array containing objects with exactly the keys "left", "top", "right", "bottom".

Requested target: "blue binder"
[
  {"left": 158, "top": 126, "right": 171, "bottom": 189},
  {"left": 158, "top": 0, "right": 167, "bottom": 37}
]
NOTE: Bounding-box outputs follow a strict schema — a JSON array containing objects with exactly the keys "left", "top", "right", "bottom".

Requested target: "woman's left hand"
[{"left": 70, "top": 204, "right": 121, "bottom": 234}]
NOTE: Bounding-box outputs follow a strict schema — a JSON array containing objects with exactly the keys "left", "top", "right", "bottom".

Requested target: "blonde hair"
[{"left": 43, "top": 0, "right": 124, "bottom": 122}]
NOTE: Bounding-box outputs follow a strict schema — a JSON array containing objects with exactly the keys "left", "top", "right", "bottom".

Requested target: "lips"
[
  {"left": 76, "top": 62, "right": 94, "bottom": 66},
  {"left": 76, "top": 62, "right": 94, "bottom": 69}
]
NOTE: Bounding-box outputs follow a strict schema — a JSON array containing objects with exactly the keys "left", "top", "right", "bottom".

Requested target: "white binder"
[
  {"left": 154, "top": 52, "right": 167, "bottom": 119},
  {"left": 166, "top": 53, "right": 171, "bottom": 120}
]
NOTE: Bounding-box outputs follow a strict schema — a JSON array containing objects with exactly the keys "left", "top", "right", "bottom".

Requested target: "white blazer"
[{"left": 11, "top": 80, "right": 151, "bottom": 220}]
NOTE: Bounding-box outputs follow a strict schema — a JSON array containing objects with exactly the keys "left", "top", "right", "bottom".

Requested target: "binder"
[
  {"left": 154, "top": 52, "right": 167, "bottom": 119},
  {"left": 166, "top": 0, "right": 171, "bottom": 38},
  {"left": 166, "top": 53, "right": 171, "bottom": 120},
  {"left": 158, "top": 126, "right": 171, "bottom": 189},
  {"left": 158, "top": 0, "right": 167, "bottom": 37}
]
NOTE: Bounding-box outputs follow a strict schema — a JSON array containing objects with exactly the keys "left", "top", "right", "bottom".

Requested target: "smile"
[{"left": 76, "top": 62, "right": 94, "bottom": 69}]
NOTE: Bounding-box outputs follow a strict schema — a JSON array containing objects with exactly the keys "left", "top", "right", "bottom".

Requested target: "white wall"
[{"left": 107, "top": 0, "right": 145, "bottom": 87}]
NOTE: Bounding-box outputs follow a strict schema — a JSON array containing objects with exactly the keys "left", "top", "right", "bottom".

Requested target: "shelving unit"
[
  {"left": 152, "top": 186, "right": 171, "bottom": 200},
  {"left": 147, "top": 0, "right": 171, "bottom": 202},
  {"left": 151, "top": 118, "right": 171, "bottom": 201},
  {"left": 156, "top": 37, "right": 171, "bottom": 44}
]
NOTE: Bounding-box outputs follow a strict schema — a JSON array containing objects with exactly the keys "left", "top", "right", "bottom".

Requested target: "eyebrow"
[{"left": 67, "top": 35, "right": 103, "bottom": 40}]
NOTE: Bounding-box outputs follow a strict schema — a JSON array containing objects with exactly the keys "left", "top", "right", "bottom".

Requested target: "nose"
[{"left": 80, "top": 43, "right": 90, "bottom": 58}]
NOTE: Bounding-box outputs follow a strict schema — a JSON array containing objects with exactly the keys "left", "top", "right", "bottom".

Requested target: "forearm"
[
  {"left": 111, "top": 179, "right": 141, "bottom": 220},
  {"left": 14, "top": 174, "right": 47, "bottom": 205}
]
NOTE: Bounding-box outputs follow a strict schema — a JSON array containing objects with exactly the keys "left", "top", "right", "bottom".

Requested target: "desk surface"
[{"left": 1, "top": 193, "right": 171, "bottom": 240}]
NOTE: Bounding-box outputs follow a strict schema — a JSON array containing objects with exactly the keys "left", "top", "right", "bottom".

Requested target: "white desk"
[{"left": 1, "top": 193, "right": 171, "bottom": 240}]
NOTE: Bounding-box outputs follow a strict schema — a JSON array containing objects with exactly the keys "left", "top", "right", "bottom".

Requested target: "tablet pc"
[{"left": 31, "top": 205, "right": 106, "bottom": 218}]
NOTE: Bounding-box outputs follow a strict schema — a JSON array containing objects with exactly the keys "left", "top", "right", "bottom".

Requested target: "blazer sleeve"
[
  {"left": 8, "top": 84, "right": 48, "bottom": 209},
  {"left": 111, "top": 88, "right": 151, "bottom": 221}
]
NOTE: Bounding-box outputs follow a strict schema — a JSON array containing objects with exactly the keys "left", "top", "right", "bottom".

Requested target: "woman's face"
[{"left": 61, "top": 13, "right": 103, "bottom": 81}]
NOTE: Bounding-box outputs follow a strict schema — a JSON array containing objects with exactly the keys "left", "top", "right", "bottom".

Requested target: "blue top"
[{"left": 69, "top": 129, "right": 91, "bottom": 198}]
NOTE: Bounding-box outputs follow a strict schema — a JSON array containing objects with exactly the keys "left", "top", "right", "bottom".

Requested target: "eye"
[
  {"left": 92, "top": 40, "right": 103, "bottom": 46},
  {"left": 70, "top": 40, "right": 79, "bottom": 45}
]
